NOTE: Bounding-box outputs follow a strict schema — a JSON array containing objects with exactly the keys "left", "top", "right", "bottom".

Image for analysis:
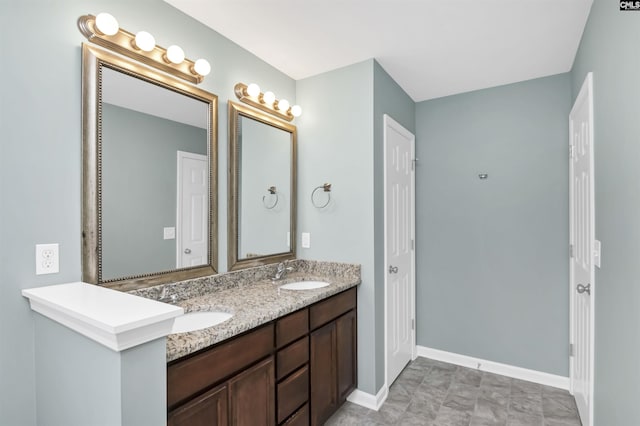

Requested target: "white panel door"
[
  {"left": 177, "top": 151, "right": 208, "bottom": 268},
  {"left": 569, "top": 72, "right": 594, "bottom": 426},
  {"left": 384, "top": 114, "right": 416, "bottom": 386}
]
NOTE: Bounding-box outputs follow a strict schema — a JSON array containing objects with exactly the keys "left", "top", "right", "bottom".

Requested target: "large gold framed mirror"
[
  {"left": 228, "top": 101, "right": 296, "bottom": 270},
  {"left": 82, "top": 43, "right": 218, "bottom": 291}
]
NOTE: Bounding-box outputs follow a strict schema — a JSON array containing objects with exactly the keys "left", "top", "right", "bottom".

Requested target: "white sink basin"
[
  {"left": 279, "top": 281, "right": 330, "bottom": 291},
  {"left": 171, "top": 311, "right": 233, "bottom": 334}
]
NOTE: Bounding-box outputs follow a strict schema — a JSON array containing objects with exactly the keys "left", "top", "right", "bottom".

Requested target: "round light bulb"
[
  {"left": 263, "top": 91, "right": 276, "bottom": 105},
  {"left": 194, "top": 59, "right": 211, "bottom": 76},
  {"left": 134, "top": 31, "right": 155, "bottom": 52},
  {"left": 95, "top": 13, "right": 119, "bottom": 36},
  {"left": 291, "top": 105, "right": 302, "bottom": 117},
  {"left": 247, "top": 83, "right": 261, "bottom": 98},
  {"left": 277, "top": 99, "right": 290, "bottom": 112},
  {"left": 166, "top": 45, "right": 185, "bottom": 64}
]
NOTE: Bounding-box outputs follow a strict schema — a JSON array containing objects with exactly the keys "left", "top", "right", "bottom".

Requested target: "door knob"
[
  {"left": 388, "top": 265, "right": 398, "bottom": 274},
  {"left": 184, "top": 248, "right": 191, "bottom": 254},
  {"left": 576, "top": 283, "right": 591, "bottom": 295}
]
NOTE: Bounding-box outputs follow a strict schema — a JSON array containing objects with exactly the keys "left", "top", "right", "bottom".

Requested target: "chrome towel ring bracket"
[
  {"left": 263, "top": 186, "right": 278, "bottom": 209},
  {"left": 311, "top": 183, "right": 332, "bottom": 208}
]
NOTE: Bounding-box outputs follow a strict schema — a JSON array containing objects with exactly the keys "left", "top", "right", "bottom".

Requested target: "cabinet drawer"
[
  {"left": 168, "top": 324, "right": 274, "bottom": 409},
  {"left": 277, "top": 366, "right": 309, "bottom": 424},
  {"left": 309, "top": 288, "right": 356, "bottom": 330},
  {"left": 276, "top": 308, "right": 309, "bottom": 348},
  {"left": 282, "top": 403, "right": 309, "bottom": 426},
  {"left": 277, "top": 336, "right": 309, "bottom": 381}
]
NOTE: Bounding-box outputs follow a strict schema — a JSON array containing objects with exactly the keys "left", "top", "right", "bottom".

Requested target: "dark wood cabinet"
[
  {"left": 310, "top": 322, "right": 338, "bottom": 425},
  {"left": 168, "top": 383, "right": 228, "bottom": 426},
  {"left": 229, "top": 357, "right": 275, "bottom": 426},
  {"left": 168, "top": 324, "right": 275, "bottom": 425},
  {"left": 167, "top": 288, "right": 357, "bottom": 426},
  {"left": 309, "top": 288, "right": 357, "bottom": 426},
  {"left": 336, "top": 310, "right": 357, "bottom": 401}
]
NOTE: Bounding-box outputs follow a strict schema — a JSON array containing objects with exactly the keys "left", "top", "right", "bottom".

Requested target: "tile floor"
[{"left": 326, "top": 357, "right": 581, "bottom": 426}]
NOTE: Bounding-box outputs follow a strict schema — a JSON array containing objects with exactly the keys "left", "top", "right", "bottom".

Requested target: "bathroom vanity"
[
  {"left": 132, "top": 260, "right": 360, "bottom": 426},
  {"left": 167, "top": 288, "right": 356, "bottom": 425}
]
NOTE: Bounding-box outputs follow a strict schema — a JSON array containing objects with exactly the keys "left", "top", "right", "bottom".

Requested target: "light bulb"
[
  {"left": 277, "top": 99, "right": 290, "bottom": 112},
  {"left": 263, "top": 91, "right": 276, "bottom": 105},
  {"left": 194, "top": 59, "right": 211, "bottom": 76},
  {"left": 95, "top": 13, "right": 119, "bottom": 36},
  {"left": 247, "top": 83, "right": 261, "bottom": 97},
  {"left": 134, "top": 31, "right": 155, "bottom": 52},
  {"left": 166, "top": 45, "right": 185, "bottom": 64},
  {"left": 291, "top": 105, "right": 302, "bottom": 117}
]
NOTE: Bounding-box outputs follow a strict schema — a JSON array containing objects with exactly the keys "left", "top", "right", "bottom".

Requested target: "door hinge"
[
  {"left": 569, "top": 145, "right": 574, "bottom": 159},
  {"left": 570, "top": 343, "right": 574, "bottom": 357},
  {"left": 570, "top": 244, "right": 574, "bottom": 258},
  {"left": 412, "top": 319, "right": 415, "bottom": 330},
  {"left": 411, "top": 239, "right": 415, "bottom": 250}
]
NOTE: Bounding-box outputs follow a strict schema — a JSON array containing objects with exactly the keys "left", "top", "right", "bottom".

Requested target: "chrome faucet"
[
  {"left": 159, "top": 286, "right": 177, "bottom": 304},
  {"left": 272, "top": 262, "right": 294, "bottom": 281}
]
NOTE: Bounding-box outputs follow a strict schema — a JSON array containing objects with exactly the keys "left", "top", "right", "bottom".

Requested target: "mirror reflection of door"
[
  {"left": 100, "top": 67, "right": 209, "bottom": 280},
  {"left": 177, "top": 151, "right": 208, "bottom": 268}
]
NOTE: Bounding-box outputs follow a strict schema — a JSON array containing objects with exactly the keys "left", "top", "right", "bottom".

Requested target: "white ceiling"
[
  {"left": 166, "top": 0, "right": 593, "bottom": 102},
  {"left": 102, "top": 67, "right": 208, "bottom": 128}
]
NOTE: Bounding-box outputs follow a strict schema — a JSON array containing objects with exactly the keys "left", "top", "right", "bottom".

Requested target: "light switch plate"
[
  {"left": 594, "top": 239, "right": 601, "bottom": 268},
  {"left": 301, "top": 232, "right": 311, "bottom": 248},
  {"left": 164, "top": 227, "right": 176, "bottom": 240}
]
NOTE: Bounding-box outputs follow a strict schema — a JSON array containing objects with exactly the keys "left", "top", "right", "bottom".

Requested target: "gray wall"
[
  {"left": 102, "top": 104, "right": 207, "bottom": 280},
  {"left": 296, "top": 60, "right": 377, "bottom": 394},
  {"left": 295, "top": 59, "right": 416, "bottom": 396},
  {"left": 415, "top": 74, "right": 571, "bottom": 376},
  {"left": 571, "top": 0, "right": 640, "bottom": 423},
  {"left": 0, "top": 1, "right": 294, "bottom": 424},
  {"left": 34, "top": 315, "right": 166, "bottom": 426},
  {"left": 373, "top": 61, "right": 416, "bottom": 390}
]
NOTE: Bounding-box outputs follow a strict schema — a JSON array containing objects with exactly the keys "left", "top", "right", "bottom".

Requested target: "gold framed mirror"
[
  {"left": 82, "top": 43, "right": 218, "bottom": 291},
  {"left": 228, "top": 101, "right": 297, "bottom": 270}
]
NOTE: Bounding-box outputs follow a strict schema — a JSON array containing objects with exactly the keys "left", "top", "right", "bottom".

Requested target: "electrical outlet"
[{"left": 36, "top": 243, "right": 59, "bottom": 275}]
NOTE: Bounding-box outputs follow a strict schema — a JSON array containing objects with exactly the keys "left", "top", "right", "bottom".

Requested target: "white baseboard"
[
  {"left": 416, "top": 346, "right": 569, "bottom": 390},
  {"left": 346, "top": 384, "right": 388, "bottom": 411}
]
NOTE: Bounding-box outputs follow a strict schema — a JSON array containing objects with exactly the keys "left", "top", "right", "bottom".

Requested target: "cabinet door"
[
  {"left": 336, "top": 310, "right": 357, "bottom": 402},
  {"left": 168, "top": 383, "right": 228, "bottom": 426},
  {"left": 228, "top": 356, "right": 275, "bottom": 426},
  {"left": 310, "top": 322, "right": 337, "bottom": 426}
]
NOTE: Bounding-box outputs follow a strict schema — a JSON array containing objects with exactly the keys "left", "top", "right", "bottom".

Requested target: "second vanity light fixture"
[
  {"left": 78, "top": 13, "right": 211, "bottom": 84},
  {"left": 235, "top": 82, "right": 302, "bottom": 122}
]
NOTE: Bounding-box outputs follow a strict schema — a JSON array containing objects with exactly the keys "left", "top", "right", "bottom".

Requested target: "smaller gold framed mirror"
[{"left": 228, "top": 101, "right": 297, "bottom": 270}]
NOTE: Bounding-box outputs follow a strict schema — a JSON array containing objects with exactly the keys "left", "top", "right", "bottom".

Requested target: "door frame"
[
  {"left": 176, "top": 150, "right": 208, "bottom": 268},
  {"left": 569, "top": 72, "right": 595, "bottom": 426},
  {"left": 383, "top": 114, "right": 417, "bottom": 389}
]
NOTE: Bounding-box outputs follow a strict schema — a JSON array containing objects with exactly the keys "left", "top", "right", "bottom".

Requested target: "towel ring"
[
  {"left": 263, "top": 186, "right": 278, "bottom": 209},
  {"left": 311, "top": 183, "right": 331, "bottom": 208}
]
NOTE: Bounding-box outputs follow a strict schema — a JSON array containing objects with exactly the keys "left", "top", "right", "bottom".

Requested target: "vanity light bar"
[
  {"left": 78, "top": 13, "right": 211, "bottom": 84},
  {"left": 234, "top": 82, "right": 302, "bottom": 122}
]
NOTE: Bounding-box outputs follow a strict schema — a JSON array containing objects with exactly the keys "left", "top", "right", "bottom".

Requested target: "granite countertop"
[{"left": 130, "top": 260, "right": 361, "bottom": 362}]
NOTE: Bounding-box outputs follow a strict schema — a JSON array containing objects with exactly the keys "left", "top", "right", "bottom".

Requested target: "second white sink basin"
[
  {"left": 279, "top": 281, "right": 330, "bottom": 291},
  {"left": 171, "top": 311, "right": 233, "bottom": 334}
]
